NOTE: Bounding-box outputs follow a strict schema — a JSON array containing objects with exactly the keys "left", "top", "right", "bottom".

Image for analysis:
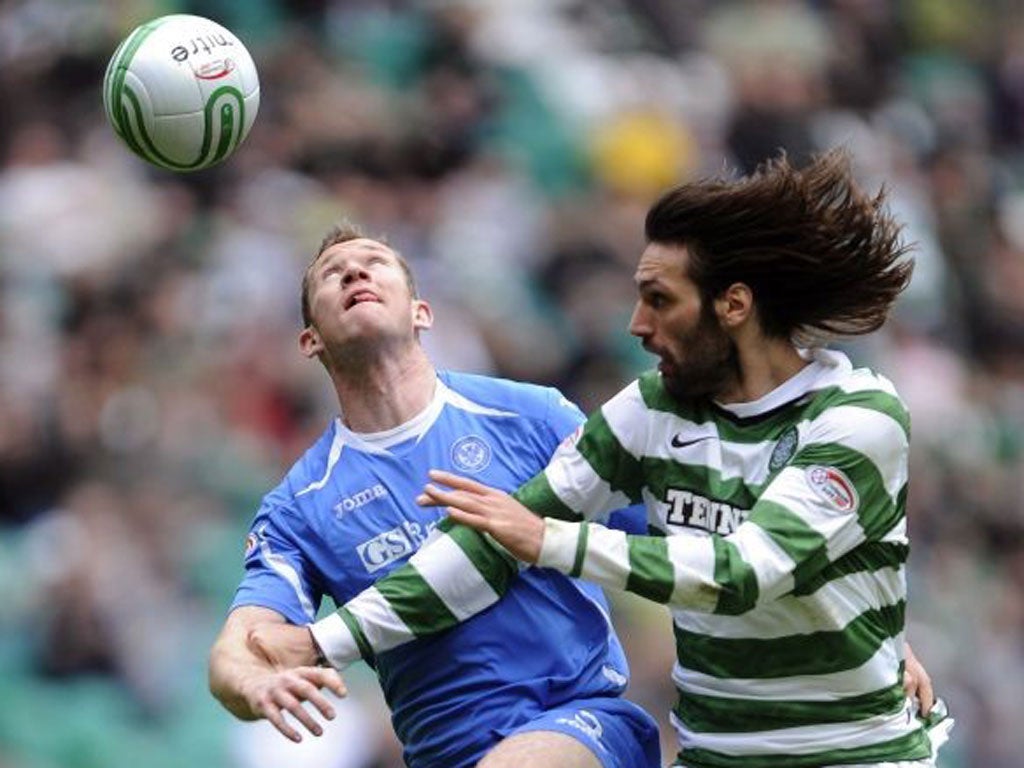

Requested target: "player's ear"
[
  {"left": 714, "top": 282, "right": 753, "bottom": 329},
  {"left": 299, "top": 325, "right": 324, "bottom": 358},
  {"left": 413, "top": 299, "right": 433, "bottom": 332}
]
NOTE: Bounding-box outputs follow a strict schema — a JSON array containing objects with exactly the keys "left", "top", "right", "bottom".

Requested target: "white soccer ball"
[{"left": 103, "top": 14, "right": 260, "bottom": 172}]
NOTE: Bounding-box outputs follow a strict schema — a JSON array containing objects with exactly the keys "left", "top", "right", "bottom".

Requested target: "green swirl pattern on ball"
[{"left": 103, "top": 17, "right": 247, "bottom": 171}]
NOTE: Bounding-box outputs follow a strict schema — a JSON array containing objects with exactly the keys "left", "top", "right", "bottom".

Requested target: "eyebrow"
[{"left": 635, "top": 276, "right": 666, "bottom": 291}]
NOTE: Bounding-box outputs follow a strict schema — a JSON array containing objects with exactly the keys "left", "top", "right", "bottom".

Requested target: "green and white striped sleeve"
[
  {"left": 535, "top": 398, "right": 910, "bottom": 614},
  {"left": 311, "top": 519, "right": 518, "bottom": 667},
  {"left": 513, "top": 382, "right": 649, "bottom": 522},
  {"left": 309, "top": 385, "right": 649, "bottom": 667}
]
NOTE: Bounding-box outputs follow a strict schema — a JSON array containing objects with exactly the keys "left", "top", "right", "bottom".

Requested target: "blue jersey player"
[{"left": 208, "top": 225, "right": 660, "bottom": 768}]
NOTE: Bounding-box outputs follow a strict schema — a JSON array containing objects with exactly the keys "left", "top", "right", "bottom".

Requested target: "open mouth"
[
  {"left": 643, "top": 344, "right": 673, "bottom": 374},
  {"left": 654, "top": 352, "right": 678, "bottom": 378},
  {"left": 344, "top": 291, "right": 381, "bottom": 310}
]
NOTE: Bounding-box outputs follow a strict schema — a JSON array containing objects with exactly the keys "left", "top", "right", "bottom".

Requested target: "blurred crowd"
[{"left": 1, "top": 1, "right": 1022, "bottom": 766}]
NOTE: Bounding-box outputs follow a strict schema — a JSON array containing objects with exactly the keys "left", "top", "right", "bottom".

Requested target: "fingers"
[
  {"left": 417, "top": 483, "right": 489, "bottom": 514},
  {"left": 278, "top": 687, "right": 326, "bottom": 739},
  {"left": 914, "top": 671, "right": 935, "bottom": 715},
  {"left": 417, "top": 470, "right": 505, "bottom": 511},
  {"left": 253, "top": 668, "right": 346, "bottom": 743},
  {"left": 258, "top": 683, "right": 320, "bottom": 742},
  {"left": 415, "top": 483, "right": 447, "bottom": 507},
  {"left": 427, "top": 469, "right": 493, "bottom": 494},
  {"left": 446, "top": 506, "right": 489, "bottom": 532},
  {"left": 310, "top": 666, "right": 348, "bottom": 699},
  {"left": 903, "top": 642, "right": 935, "bottom": 716},
  {"left": 264, "top": 701, "right": 304, "bottom": 743},
  {"left": 293, "top": 669, "right": 341, "bottom": 722}
]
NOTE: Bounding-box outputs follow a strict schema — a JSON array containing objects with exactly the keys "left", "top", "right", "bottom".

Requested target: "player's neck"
[
  {"left": 331, "top": 346, "right": 437, "bottom": 433},
  {"left": 715, "top": 334, "right": 808, "bottom": 404}
]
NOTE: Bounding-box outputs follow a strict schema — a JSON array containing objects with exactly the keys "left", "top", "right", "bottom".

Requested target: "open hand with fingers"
[
  {"left": 241, "top": 623, "right": 347, "bottom": 743},
  {"left": 416, "top": 469, "right": 546, "bottom": 563},
  {"left": 237, "top": 663, "right": 346, "bottom": 742}
]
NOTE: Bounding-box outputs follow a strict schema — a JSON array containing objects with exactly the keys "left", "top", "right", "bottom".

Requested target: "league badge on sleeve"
[{"left": 804, "top": 465, "right": 858, "bottom": 513}]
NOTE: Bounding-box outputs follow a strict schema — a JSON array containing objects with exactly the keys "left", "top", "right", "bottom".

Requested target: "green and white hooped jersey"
[
  {"left": 316, "top": 349, "right": 933, "bottom": 767},
  {"left": 525, "top": 348, "right": 931, "bottom": 767}
]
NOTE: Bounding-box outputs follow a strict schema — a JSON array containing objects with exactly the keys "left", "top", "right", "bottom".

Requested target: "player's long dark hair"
[{"left": 644, "top": 150, "right": 914, "bottom": 342}]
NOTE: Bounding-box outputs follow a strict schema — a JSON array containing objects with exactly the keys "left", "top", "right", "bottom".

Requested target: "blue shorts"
[{"left": 508, "top": 696, "right": 661, "bottom": 768}]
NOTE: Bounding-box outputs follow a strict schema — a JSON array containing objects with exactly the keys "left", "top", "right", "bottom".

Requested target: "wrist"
[
  {"left": 537, "top": 518, "right": 586, "bottom": 576},
  {"left": 308, "top": 625, "right": 328, "bottom": 666},
  {"left": 310, "top": 612, "right": 361, "bottom": 669}
]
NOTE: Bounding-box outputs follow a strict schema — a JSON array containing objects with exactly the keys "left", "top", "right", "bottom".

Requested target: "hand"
[
  {"left": 238, "top": 665, "right": 347, "bottom": 743},
  {"left": 248, "top": 622, "right": 321, "bottom": 669},
  {"left": 903, "top": 641, "right": 934, "bottom": 716},
  {"left": 416, "top": 469, "right": 545, "bottom": 563},
  {"left": 244, "top": 622, "right": 346, "bottom": 742}
]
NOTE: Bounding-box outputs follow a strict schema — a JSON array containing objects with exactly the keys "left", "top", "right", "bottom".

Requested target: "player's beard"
[{"left": 661, "top": 302, "right": 740, "bottom": 401}]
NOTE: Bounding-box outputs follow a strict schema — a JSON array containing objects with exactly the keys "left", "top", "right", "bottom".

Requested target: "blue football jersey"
[{"left": 231, "top": 372, "right": 639, "bottom": 768}]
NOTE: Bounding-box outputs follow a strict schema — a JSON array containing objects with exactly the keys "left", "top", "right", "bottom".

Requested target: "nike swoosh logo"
[{"left": 670, "top": 434, "right": 713, "bottom": 449}]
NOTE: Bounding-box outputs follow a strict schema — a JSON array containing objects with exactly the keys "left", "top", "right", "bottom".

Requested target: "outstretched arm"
[
  {"left": 209, "top": 605, "right": 346, "bottom": 742},
  {"left": 278, "top": 501, "right": 647, "bottom": 669},
  {"left": 423, "top": 387, "right": 910, "bottom": 617},
  {"left": 305, "top": 518, "right": 520, "bottom": 668},
  {"left": 303, "top": 385, "right": 651, "bottom": 667}
]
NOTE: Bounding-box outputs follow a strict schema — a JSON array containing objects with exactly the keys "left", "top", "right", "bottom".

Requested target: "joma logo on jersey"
[
  {"left": 665, "top": 489, "right": 750, "bottom": 535},
  {"left": 334, "top": 484, "right": 389, "bottom": 518},
  {"left": 356, "top": 520, "right": 438, "bottom": 573}
]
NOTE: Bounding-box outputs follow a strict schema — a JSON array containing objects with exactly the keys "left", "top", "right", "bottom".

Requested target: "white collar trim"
[{"left": 713, "top": 348, "right": 851, "bottom": 419}]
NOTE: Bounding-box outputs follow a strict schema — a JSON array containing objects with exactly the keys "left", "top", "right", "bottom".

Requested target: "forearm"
[
  {"left": 537, "top": 518, "right": 754, "bottom": 613},
  {"left": 314, "top": 519, "right": 518, "bottom": 666}
]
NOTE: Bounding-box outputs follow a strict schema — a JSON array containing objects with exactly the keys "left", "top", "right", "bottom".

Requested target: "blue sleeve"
[
  {"left": 230, "top": 500, "right": 323, "bottom": 625},
  {"left": 543, "top": 387, "right": 647, "bottom": 533},
  {"left": 543, "top": 388, "right": 588, "bottom": 440}
]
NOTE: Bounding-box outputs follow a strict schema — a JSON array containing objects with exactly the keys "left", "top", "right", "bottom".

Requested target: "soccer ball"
[{"left": 103, "top": 14, "right": 260, "bottom": 172}]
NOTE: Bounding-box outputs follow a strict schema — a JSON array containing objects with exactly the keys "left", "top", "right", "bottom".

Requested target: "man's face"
[
  {"left": 301, "top": 238, "right": 430, "bottom": 359},
  {"left": 628, "top": 242, "right": 738, "bottom": 400}
]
